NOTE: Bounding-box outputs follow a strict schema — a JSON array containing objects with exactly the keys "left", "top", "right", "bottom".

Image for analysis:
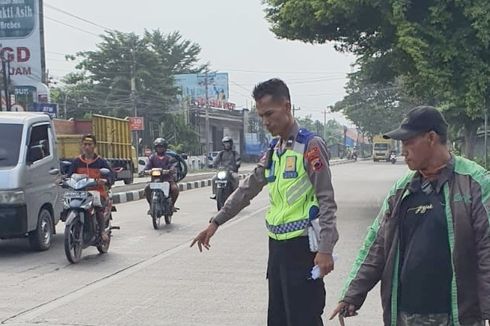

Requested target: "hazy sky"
[{"left": 44, "top": 0, "right": 355, "bottom": 124}]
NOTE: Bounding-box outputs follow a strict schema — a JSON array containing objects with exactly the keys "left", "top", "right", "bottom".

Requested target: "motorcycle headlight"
[
  {"left": 217, "top": 171, "right": 227, "bottom": 179},
  {"left": 0, "top": 190, "right": 25, "bottom": 205},
  {"left": 151, "top": 170, "right": 161, "bottom": 177}
]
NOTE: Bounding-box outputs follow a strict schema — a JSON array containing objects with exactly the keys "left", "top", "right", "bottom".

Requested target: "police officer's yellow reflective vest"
[{"left": 264, "top": 129, "right": 319, "bottom": 240}]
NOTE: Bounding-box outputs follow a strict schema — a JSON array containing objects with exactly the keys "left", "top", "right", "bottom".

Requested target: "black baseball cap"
[{"left": 383, "top": 106, "right": 448, "bottom": 140}]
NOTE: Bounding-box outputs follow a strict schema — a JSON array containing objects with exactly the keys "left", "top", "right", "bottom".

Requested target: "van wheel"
[{"left": 29, "top": 208, "right": 53, "bottom": 251}]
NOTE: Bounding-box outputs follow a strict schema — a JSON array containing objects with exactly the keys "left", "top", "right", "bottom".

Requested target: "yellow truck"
[
  {"left": 372, "top": 135, "right": 396, "bottom": 162},
  {"left": 53, "top": 114, "right": 136, "bottom": 184}
]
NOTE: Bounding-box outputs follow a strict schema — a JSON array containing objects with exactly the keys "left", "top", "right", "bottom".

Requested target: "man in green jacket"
[{"left": 331, "top": 106, "right": 490, "bottom": 326}]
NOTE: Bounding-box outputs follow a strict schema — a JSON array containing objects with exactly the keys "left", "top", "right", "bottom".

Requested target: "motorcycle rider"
[
  {"left": 67, "top": 135, "right": 114, "bottom": 243},
  {"left": 210, "top": 136, "right": 240, "bottom": 200},
  {"left": 144, "top": 138, "right": 180, "bottom": 212}
]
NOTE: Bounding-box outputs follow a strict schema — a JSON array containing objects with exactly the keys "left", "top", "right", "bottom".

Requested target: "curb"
[
  {"left": 112, "top": 159, "right": 360, "bottom": 204},
  {"left": 112, "top": 174, "right": 248, "bottom": 204}
]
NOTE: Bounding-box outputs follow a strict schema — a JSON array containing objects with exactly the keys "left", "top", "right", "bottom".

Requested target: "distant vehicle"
[
  {"left": 146, "top": 168, "right": 174, "bottom": 229},
  {"left": 372, "top": 135, "right": 396, "bottom": 162},
  {"left": 138, "top": 157, "right": 148, "bottom": 177},
  {"left": 207, "top": 151, "right": 220, "bottom": 168},
  {"left": 54, "top": 115, "right": 135, "bottom": 185},
  {"left": 139, "top": 151, "right": 188, "bottom": 181},
  {"left": 390, "top": 152, "right": 397, "bottom": 164},
  {"left": 214, "top": 169, "right": 238, "bottom": 211}
]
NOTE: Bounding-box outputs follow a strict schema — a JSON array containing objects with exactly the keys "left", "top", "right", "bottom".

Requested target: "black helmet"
[
  {"left": 153, "top": 138, "right": 168, "bottom": 149},
  {"left": 222, "top": 136, "right": 233, "bottom": 146}
]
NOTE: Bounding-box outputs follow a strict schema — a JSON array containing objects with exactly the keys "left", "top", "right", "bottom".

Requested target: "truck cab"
[
  {"left": 0, "top": 112, "right": 62, "bottom": 250},
  {"left": 372, "top": 135, "right": 396, "bottom": 162}
]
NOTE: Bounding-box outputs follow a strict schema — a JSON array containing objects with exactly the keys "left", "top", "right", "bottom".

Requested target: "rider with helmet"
[
  {"left": 210, "top": 136, "right": 241, "bottom": 199},
  {"left": 144, "top": 138, "right": 179, "bottom": 212}
]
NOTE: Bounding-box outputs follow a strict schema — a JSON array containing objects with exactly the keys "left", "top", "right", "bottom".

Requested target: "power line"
[
  {"left": 46, "top": 50, "right": 69, "bottom": 56},
  {"left": 44, "top": 3, "right": 115, "bottom": 32},
  {"left": 224, "top": 68, "right": 348, "bottom": 75},
  {"left": 44, "top": 16, "right": 100, "bottom": 37}
]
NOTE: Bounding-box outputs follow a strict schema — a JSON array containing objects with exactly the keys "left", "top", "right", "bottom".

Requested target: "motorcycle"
[
  {"left": 390, "top": 153, "right": 397, "bottom": 164},
  {"left": 60, "top": 167, "right": 118, "bottom": 264},
  {"left": 147, "top": 168, "right": 174, "bottom": 229},
  {"left": 215, "top": 169, "right": 237, "bottom": 211}
]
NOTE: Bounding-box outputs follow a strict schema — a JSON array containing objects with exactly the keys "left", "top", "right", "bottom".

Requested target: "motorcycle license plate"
[
  {"left": 216, "top": 180, "right": 227, "bottom": 188},
  {"left": 150, "top": 182, "right": 170, "bottom": 197},
  {"left": 65, "top": 191, "right": 88, "bottom": 199}
]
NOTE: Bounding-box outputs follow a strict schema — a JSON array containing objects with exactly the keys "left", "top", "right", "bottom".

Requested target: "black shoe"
[
  {"left": 210, "top": 194, "right": 216, "bottom": 200},
  {"left": 147, "top": 209, "right": 151, "bottom": 215}
]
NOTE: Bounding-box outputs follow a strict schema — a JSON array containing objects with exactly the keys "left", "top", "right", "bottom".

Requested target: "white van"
[{"left": 0, "top": 112, "right": 62, "bottom": 250}]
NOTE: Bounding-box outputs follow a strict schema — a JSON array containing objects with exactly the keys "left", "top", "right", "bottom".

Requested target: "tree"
[
  {"left": 324, "top": 119, "right": 344, "bottom": 145},
  {"left": 333, "top": 77, "right": 414, "bottom": 137},
  {"left": 296, "top": 115, "right": 344, "bottom": 144},
  {"left": 54, "top": 30, "right": 205, "bottom": 151},
  {"left": 264, "top": 0, "right": 490, "bottom": 157}
]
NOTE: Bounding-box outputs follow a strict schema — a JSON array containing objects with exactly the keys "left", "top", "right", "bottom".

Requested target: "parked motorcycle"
[
  {"left": 147, "top": 168, "right": 174, "bottom": 229},
  {"left": 214, "top": 169, "right": 237, "bottom": 211},
  {"left": 60, "top": 167, "right": 117, "bottom": 264}
]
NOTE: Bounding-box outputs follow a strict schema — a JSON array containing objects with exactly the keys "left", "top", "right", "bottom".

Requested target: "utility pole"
[
  {"left": 63, "top": 92, "right": 68, "bottom": 118},
  {"left": 0, "top": 43, "right": 10, "bottom": 112},
  {"left": 292, "top": 105, "right": 300, "bottom": 118},
  {"left": 322, "top": 108, "right": 328, "bottom": 140},
  {"left": 204, "top": 70, "right": 210, "bottom": 166},
  {"left": 130, "top": 46, "right": 138, "bottom": 156}
]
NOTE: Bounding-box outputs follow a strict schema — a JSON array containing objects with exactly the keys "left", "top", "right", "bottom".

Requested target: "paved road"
[
  {"left": 111, "top": 163, "right": 258, "bottom": 194},
  {"left": 0, "top": 161, "right": 408, "bottom": 326}
]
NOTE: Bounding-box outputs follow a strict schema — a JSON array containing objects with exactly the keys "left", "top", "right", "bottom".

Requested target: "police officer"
[
  {"left": 210, "top": 136, "right": 241, "bottom": 199},
  {"left": 192, "top": 78, "right": 338, "bottom": 326}
]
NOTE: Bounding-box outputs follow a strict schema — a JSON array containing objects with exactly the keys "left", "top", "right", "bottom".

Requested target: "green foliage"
[
  {"left": 264, "top": 0, "right": 490, "bottom": 153},
  {"left": 333, "top": 77, "right": 414, "bottom": 137},
  {"left": 52, "top": 30, "right": 204, "bottom": 152},
  {"left": 296, "top": 115, "right": 344, "bottom": 144}
]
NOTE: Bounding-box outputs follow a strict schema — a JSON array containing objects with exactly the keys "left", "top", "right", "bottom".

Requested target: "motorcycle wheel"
[
  {"left": 97, "top": 216, "right": 111, "bottom": 254},
  {"left": 216, "top": 187, "right": 228, "bottom": 211},
  {"left": 151, "top": 204, "right": 161, "bottom": 230},
  {"left": 64, "top": 221, "right": 83, "bottom": 264},
  {"left": 164, "top": 214, "right": 172, "bottom": 225}
]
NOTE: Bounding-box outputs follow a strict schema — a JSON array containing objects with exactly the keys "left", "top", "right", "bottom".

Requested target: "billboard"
[
  {"left": 174, "top": 72, "right": 231, "bottom": 109},
  {"left": 128, "top": 117, "right": 145, "bottom": 131},
  {"left": 0, "top": 0, "right": 45, "bottom": 108},
  {"left": 245, "top": 133, "right": 270, "bottom": 156},
  {"left": 32, "top": 102, "right": 57, "bottom": 118}
]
